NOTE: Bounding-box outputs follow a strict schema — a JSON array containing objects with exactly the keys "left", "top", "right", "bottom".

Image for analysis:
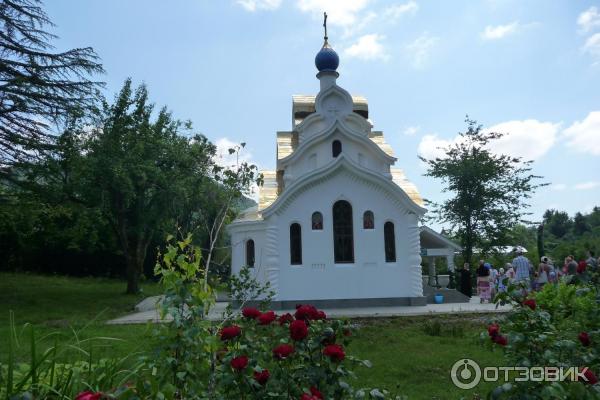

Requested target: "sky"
[{"left": 45, "top": 0, "right": 600, "bottom": 225}]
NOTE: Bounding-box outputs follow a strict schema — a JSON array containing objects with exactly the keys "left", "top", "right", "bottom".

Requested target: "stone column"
[{"left": 428, "top": 257, "right": 437, "bottom": 286}]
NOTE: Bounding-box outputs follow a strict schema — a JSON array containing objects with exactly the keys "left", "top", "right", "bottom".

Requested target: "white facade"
[{"left": 228, "top": 53, "right": 428, "bottom": 307}]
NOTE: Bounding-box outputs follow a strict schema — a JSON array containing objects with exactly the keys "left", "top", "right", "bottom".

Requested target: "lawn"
[
  {"left": 0, "top": 273, "right": 504, "bottom": 399},
  {"left": 0, "top": 273, "right": 161, "bottom": 362}
]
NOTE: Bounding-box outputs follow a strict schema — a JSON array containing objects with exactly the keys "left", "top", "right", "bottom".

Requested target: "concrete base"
[
  {"left": 423, "top": 287, "right": 470, "bottom": 304},
  {"left": 234, "top": 296, "right": 427, "bottom": 310}
]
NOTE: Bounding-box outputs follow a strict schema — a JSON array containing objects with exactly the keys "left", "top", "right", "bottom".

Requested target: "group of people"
[{"left": 458, "top": 249, "right": 598, "bottom": 303}]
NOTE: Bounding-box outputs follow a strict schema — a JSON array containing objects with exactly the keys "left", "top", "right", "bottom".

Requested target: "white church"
[{"left": 228, "top": 23, "right": 464, "bottom": 308}]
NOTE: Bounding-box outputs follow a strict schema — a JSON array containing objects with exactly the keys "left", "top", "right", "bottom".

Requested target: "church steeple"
[{"left": 314, "top": 12, "right": 339, "bottom": 90}]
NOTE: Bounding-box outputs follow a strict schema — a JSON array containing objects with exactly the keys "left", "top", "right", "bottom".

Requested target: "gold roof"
[
  {"left": 277, "top": 132, "right": 296, "bottom": 160},
  {"left": 368, "top": 131, "right": 395, "bottom": 157},
  {"left": 391, "top": 168, "right": 424, "bottom": 207},
  {"left": 258, "top": 170, "right": 278, "bottom": 211}
]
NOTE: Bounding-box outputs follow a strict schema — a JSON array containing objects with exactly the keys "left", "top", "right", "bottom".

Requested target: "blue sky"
[{"left": 46, "top": 0, "right": 600, "bottom": 224}]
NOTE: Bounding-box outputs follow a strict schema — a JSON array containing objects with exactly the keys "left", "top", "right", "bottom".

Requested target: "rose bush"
[{"left": 483, "top": 265, "right": 600, "bottom": 399}]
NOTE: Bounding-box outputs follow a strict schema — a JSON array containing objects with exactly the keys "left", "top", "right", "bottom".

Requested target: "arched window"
[
  {"left": 384, "top": 222, "right": 396, "bottom": 262},
  {"left": 290, "top": 223, "right": 302, "bottom": 265},
  {"left": 363, "top": 211, "right": 374, "bottom": 229},
  {"left": 333, "top": 200, "right": 354, "bottom": 263},
  {"left": 332, "top": 140, "right": 342, "bottom": 157},
  {"left": 245, "top": 239, "right": 255, "bottom": 267},
  {"left": 312, "top": 212, "right": 323, "bottom": 230}
]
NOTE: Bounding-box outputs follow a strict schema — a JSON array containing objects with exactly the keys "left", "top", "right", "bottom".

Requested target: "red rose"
[
  {"left": 583, "top": 368, "right": 598, "bottom": 385},
  {"left": 242, "top": 307, "right": 261, "bottom": 319},
  {"left": 75, "top": 391, "right": 102, "bottom": 400},
  {"left": 579, "top": 332, "right": 591, "bottom": 347},
  {"left": 493, "top": 335, "right": 508, "bottom": 346},
  {"left": 577, "top": 261, "right": 587, "bottom": 274},
  {"left": 220, "top": 325, "right": 241, "bottom": 341},
  {"left": 295, "top": 304, "right": 319, "bottom": 321},
  {"left": 315, "top": 310, "right": 326, "bottom": 320},
  {"left": 323, "top": 344, "right": 345, "bottom": 362},
  {"left": 230, "top": 355, "right": 249, "bottom": 371},
  {"left": 253, "top": 369, "right": 270, "bottom": 385},
  {"left": 290, "top": 319, "right": 309, "bottom": 341},
  {"left": 310, "top": 386, "right": 324, "bottom": 399},
  {"left": 488, "top": 323, "right": 500, "bottom": 337},
  {"left": 523, "top": 299, "right": 536, "bottom": 310},
  {"left": 273, "top": 344, "right": 295, "bottom": 360},
  {"left": 279, "top": 313, "right": 294, "bottom": 325},
  {"left": 258, "top": 311, "right": 277, "bottom": 325}
]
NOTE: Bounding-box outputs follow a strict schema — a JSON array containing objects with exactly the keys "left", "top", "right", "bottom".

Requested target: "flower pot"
[{"left": 434, "top": 294, "right": 444, "bottom": 304}]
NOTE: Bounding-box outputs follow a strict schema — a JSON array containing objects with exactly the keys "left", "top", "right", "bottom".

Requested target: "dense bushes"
[{"left": 483, "top": 264, "right": 600, "bottom": 399}]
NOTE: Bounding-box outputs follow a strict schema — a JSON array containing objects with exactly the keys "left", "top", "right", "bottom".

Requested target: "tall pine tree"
[{"left": 0, "top": 0, "right": 103, "bottom": 168}]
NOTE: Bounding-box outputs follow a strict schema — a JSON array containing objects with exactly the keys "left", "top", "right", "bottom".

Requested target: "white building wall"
[
  {"left": 266, "top": 170, "right": 422, "bottom": 301},
  {"left": 230, "top": 224, "right": 270, "bottom": 288},
  {"left": 282, "top": 131, "right": 390, "bottom": 186}
]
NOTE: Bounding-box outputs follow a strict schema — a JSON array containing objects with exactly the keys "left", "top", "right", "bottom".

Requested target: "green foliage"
[
  {"left": 0, "top": 313, "right": 145, "bottom": 399},
  {"left": 136, "top": 235, "right": 405, "bottom": 399},
  {"left": 0, "top": 0, "right": 104, "bottom": 166},
  {"left": 483, "top": 271, "right": 600, "bottom": 398},
  {"left": 420, "top": 117, "right": 545, "bottom": 265}
]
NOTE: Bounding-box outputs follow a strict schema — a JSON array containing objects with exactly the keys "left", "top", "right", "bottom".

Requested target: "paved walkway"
[{"left": 107, "top": 296, "right": 510, "bottom": 325}]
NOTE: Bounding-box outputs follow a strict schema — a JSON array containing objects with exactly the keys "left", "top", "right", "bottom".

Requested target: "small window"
[
  {"left": 290, "top": 223, "right": 302, "bottom": 265},
  {"left": 332, "top": 140, "right": 342, "bottom": 157},
  {"left": 363, "top": 211, "right": 374, "bottom": 229},
  {"left": 312, "top": 212, "right": 323, "bottom": 230},
  {"left": 333, "top": 200, "right": 354, "bottom": 263},
  {"left": 246, "top": 239, "right": 255, "bottom": 267},
  {"left": 384, "top": 222, "right": 396, "bottom": 262}
]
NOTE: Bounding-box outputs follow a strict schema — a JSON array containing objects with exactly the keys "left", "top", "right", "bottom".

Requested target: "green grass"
[
  {"left": 0, "top": 273, "right": 504, "bottom": 399},
  {"left": 350, "top": 316, "right": 503, "bottom": 399},
  {"left": 0, "top": 272, "right": 161, "bottom": 362}
]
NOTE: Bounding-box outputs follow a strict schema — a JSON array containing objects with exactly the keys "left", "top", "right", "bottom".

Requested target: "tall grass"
[{"left": 1, "top": 311, "right": 145, "bottom": 399}]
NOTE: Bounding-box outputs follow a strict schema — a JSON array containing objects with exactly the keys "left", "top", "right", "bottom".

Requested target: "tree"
[
  {"left": 0, "top": 0, "right": 103, "bottom": 167},
  {"left": 573, "top": 211, "right": 590, "bottom": 236},
  {"left": 84, "top": 80, "right": 217, "bottom": 293},
  {"left": 543, "top": 209, "right": 572, "bottom": 238},
  {"left": 420, "top": 117, "right": 545, "bottom": 265}
]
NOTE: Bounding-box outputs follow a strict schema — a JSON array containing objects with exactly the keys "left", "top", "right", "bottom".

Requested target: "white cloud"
[
  {"left": 485, "top": 120, "right": 559, "bottom": 161},
  {"left": 417, "top": 119, "right": 558, "bottom": 162},
  {"left": 296, "top": 0, "right": 371, "bottom": 28},
  {"left": 214, "top": 137, "right": 256, "bottom": 168},
  {"left": 563, "top": 111, "right": 600, "bottom": 156},
  {"left": 574, "top": 181, "right": 600, "bottom": 190},
  {"left": 550, "top": 183, "right": 567, "bottom": 191},
  {"left": 577, "top": 6, "right": 600, "bottom": 33},
  {"left": 406, "top": 32, "right": 438, "bottom": 69},
  {"left": 582, "top": 32, "right": 600, "bottom": 63},
  {"left": 481, "top": 21, "right": 519, "bottom": 40},
  {"left": 344, "top": 33, "right": 389, "bottom": 60},
  {"left": 403, "top": 126, "right": 420, "bottom": 136},
  {"left": 236, "top": 0, "right": 282, "bottom": 12},
  {"left": 417, "top": 134, "right": 451, "bottom": 161},
  {"left": 214, "top": 137, "right": 260, "bottom": 200},
  {"left": 383, "top": 1, "right": 418, "bottom": 20}
]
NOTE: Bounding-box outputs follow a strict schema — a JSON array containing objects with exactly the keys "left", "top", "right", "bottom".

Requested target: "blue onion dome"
[{"left": 315, "top": 41, "right": 339, "bottom": 72}]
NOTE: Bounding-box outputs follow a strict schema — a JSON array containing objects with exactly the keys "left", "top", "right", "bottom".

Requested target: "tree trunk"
[
  {"left": 537, "top": 224, "right": 544, "bottom": 258},
  {"left": 125, "top": 254, "right": 141, "bottom": 294}
]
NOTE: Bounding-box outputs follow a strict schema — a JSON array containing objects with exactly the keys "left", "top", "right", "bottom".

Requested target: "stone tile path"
[{"left": 107, "top": 296, "right": 510, "bottom": 325}]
